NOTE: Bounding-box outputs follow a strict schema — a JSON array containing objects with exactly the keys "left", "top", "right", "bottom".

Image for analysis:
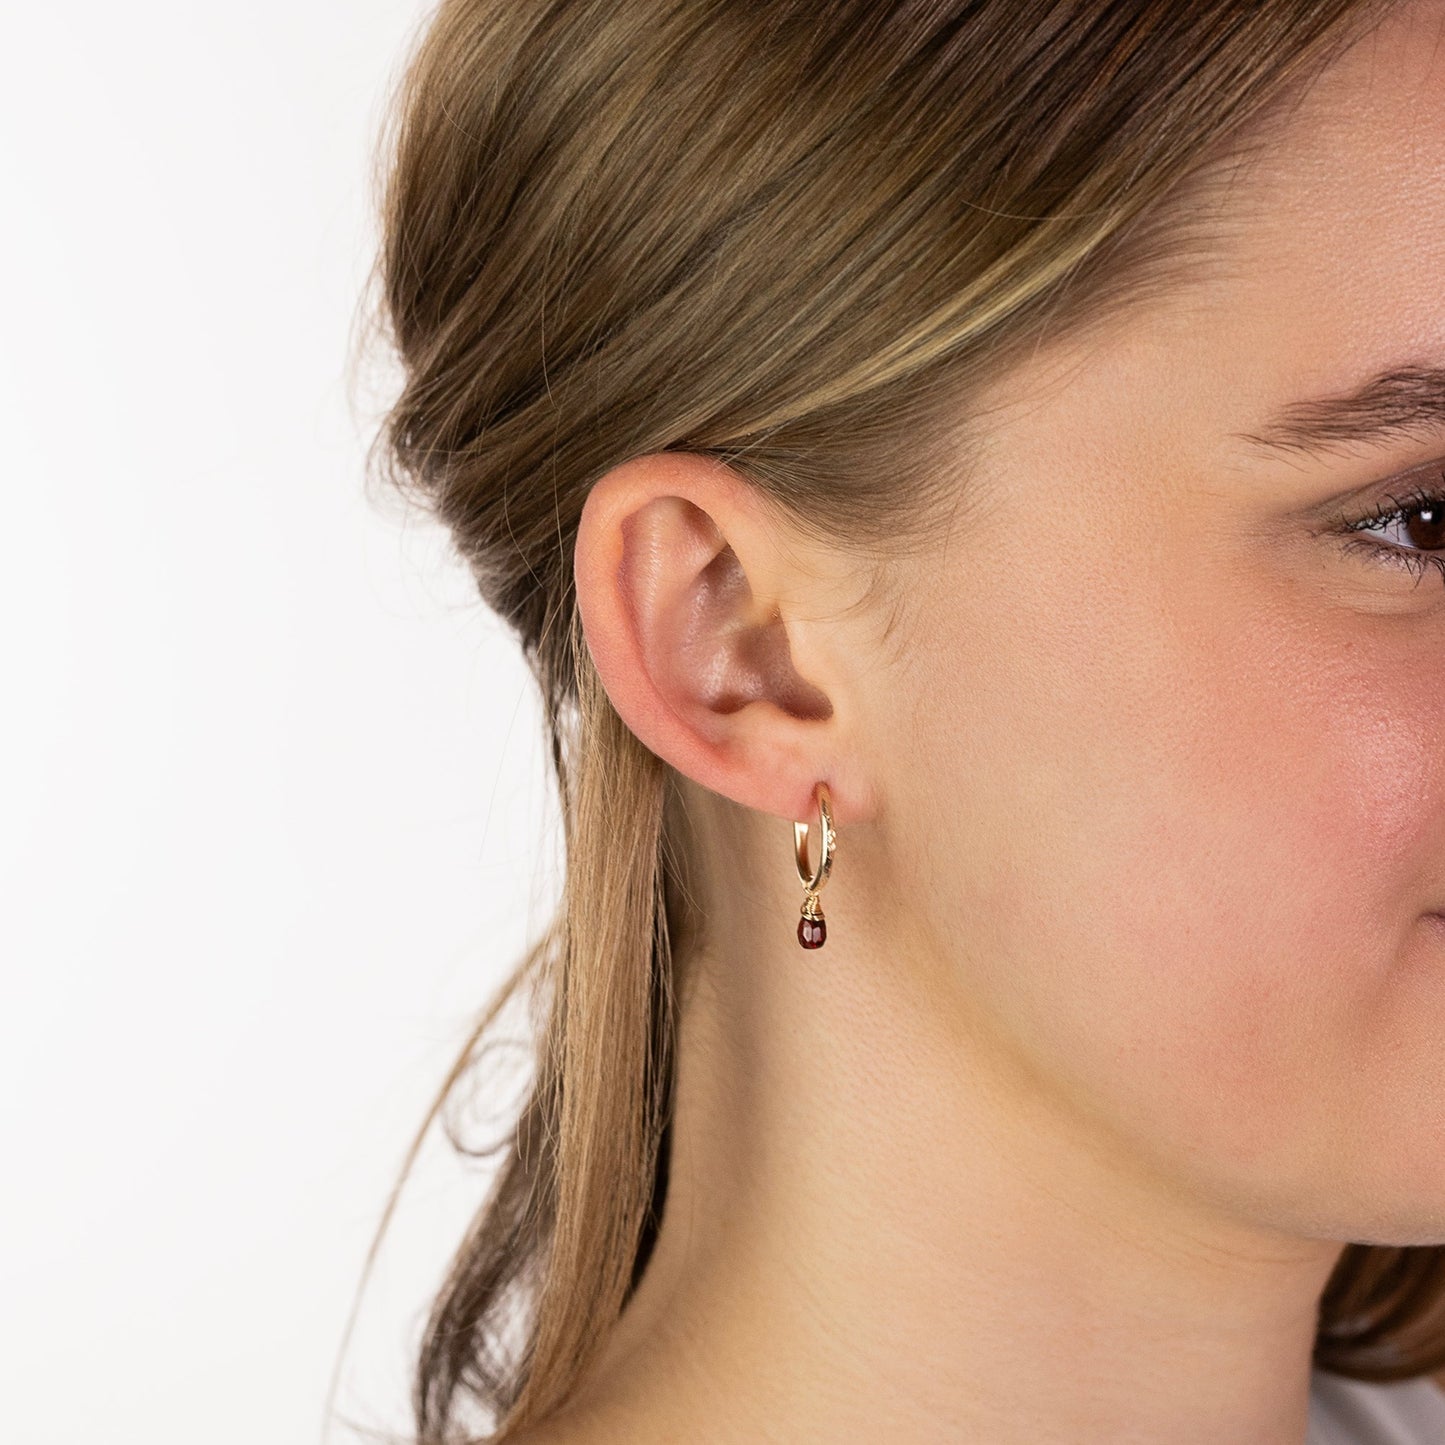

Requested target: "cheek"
[{"left": 900, "top": 550, "right": 1445, "bottom": 1236}]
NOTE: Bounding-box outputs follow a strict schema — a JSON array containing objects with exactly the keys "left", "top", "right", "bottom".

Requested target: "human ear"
[{"left": 573, "top": 451, "right": 876, "bottom": 827}]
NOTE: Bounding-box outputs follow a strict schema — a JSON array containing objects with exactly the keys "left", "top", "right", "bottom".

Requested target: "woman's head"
[{"left": 356, "top": 0, "right": 1445, "bottom": 1438}]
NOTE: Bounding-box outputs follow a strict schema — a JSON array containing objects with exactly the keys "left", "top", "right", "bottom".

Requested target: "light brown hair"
[{"left": 338, "top": 2, "right": 1445, "bottom": 1440}]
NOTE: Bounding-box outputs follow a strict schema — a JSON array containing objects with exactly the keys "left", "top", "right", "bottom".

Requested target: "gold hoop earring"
[{"left": 794, "top": 780, "right": 835, "bottom": 949}]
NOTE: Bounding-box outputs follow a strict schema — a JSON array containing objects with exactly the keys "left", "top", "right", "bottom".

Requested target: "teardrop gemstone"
[{"left": 798, "top": 914, "right": 827, "bottom": 949}]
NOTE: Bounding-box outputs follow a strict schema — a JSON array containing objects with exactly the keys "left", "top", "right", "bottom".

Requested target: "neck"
[{"left": 552, "top": 826, "right": 1344, "bottom": 1445}]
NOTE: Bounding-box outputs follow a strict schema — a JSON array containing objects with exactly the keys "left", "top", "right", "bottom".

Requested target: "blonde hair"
[{"left": 339, "top": 2, "right": 1445, "bottom": 1440}]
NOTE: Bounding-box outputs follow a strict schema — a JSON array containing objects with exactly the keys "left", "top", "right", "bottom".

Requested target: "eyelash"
[{"left": 1335, "top": 474, "right": 1445, "bottom": 588}]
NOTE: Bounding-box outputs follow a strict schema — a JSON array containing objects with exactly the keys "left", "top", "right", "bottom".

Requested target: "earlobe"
[{"left": 572, "top": 453, "right": 847, "bottom": 824}]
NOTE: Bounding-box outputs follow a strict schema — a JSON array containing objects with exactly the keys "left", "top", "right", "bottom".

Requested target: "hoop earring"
[{"left": 794, "top": 780, "right": 835, "bottom": 949}]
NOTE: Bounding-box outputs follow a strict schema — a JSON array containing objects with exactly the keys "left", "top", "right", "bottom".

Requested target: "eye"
[{"left": 1333, "top": 474, "right": 1445, "bottom": 588}]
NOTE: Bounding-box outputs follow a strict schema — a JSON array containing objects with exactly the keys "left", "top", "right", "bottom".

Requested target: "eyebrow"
[{"left": 1231, "top": 366, "right": 1445, "bottom": 460}]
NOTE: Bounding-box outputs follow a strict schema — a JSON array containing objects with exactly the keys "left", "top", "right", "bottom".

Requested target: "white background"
[{"left": 0, "top": 4, "right": 557, "bottom": 1441}]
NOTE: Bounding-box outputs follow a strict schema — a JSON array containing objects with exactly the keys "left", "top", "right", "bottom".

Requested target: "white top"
[{"left": 1307, "top": 1367, "right": 1445, "bottom": 1444}]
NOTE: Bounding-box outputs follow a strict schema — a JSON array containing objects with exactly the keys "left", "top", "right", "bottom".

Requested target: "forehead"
[
  {"left": 1219, "top": 0, "right": 1445, "bottom": 368},
  {"left": 968, "top": 0, "right": 1445, "bottom": 479}
]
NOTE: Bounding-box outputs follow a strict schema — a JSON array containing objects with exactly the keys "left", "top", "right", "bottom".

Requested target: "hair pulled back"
[{"left": 341, "top": 4, "right": 1445, "bottom": 1441}]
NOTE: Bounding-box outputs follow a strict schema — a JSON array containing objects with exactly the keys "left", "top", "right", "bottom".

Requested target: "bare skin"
[{"left": 525, "top": 3, "right": 1445, "bottom": 1441}]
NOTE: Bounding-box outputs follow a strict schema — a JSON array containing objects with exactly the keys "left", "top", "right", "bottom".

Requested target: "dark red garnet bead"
[{"left": 798, "top": 914, "right": 827, "bottom": 949}]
